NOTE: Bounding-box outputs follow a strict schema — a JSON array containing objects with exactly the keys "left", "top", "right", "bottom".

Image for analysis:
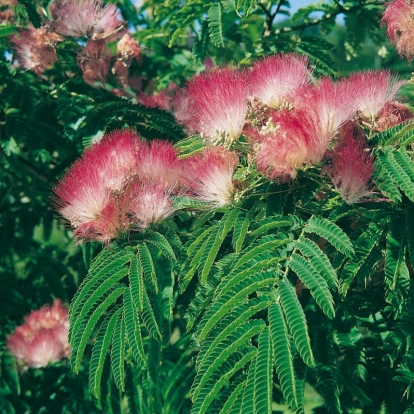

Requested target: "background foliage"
[{"left": 2, "top": 0, "right": 414, "bottom": 413}]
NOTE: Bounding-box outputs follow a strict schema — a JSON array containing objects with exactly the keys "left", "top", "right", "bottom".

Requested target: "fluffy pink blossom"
[
  {"left": 248, "top": 53, "right": 313, "bottom": 108},
  {"left": 7, "top": 300, "right": 70, "bottom": 368},
  {"left": 184, "top": 68, "right": 248, "bottom": 146},
  {"left": 347, "top": 70, "right": 403, "bottom": 122},
  {"left": 11, "top": 27, "right": 61, "bottom": 76},
  {"left": 51, "top": 0, "right": 123, "bottom": 40},
  {"left": 296, "top": 78, "right": 357, "bottom": 163},
  {"left": 324, "top": 122, "right": 375, "bottom": 204},
  {"left": 183, "top": 147, "right": 239, "bottom": 207},
  {"left": 135, "top": 139, "right": 182, "bottom": 189},
  {"left": 128, "top": 181, "right": 177, "bottom": 229},
  {"left": 171, "top": 88, "right": 192, "bottom": 126},
  {"left": 249, "top": 109, "right": 316, "bottom": 180},
  {"left": 53, "top": 130, "right": 139, "bottom": 243},
  {"left": 381, "top": 0, "right": 414, "bottom": 60},
  {"left": 137, "top": 91, "right": 171, "bottom": 111}
]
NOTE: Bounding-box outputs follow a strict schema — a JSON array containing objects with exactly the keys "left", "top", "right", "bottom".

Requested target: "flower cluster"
[
  {"left": 7, "top": 300, "right": 70, "bottom": 369},
  {"left": 53, "top": 130, "right": 238, "bottom": 243},
  {"left": 10, "top": 0, "right": 142, "bottom": 89},
  {"left": 176, "top": 54, "right": 412, "bottom": 202},
  {"left": 381, "top": 0, "right": 414, "bottom": 61}
]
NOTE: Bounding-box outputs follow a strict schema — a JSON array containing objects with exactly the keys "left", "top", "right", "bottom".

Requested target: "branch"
[{"left": 274, "top": 0, "right": 383, "bottom": 35}]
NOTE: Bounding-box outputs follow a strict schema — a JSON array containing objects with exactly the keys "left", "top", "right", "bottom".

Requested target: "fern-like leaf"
[
  {"left": 278, "top": 278, "right": 315, "bottom": 367},
  {"left": 111, "top": 311, "right": 126, "bottom": 392},
  {"left": 145, "top": 231, "right": 176, "bottom": 262},
  {"left": 191, "top": 347, "right": 257, "bottom": 414},
  {"left": 129, "top": 253, "right": 144, "bottom": 312},
  {"left": 295, "top": 237, "right": 338, "bottom": 290},
  {"left": 304, "top": 216, "right": 354, "bottom": 257},
  {"left": 208, "top": 3, "right": 224, "bottom": 47},
  {"left": 89, "top": 308, "right": 120, "bottom": 399},
  {"left": 71, "top": 284, "right": 126, "bottom": 373},
  {"left": 197, "top": 271, "right": 277, "bottom": 342},
  {"left": 253, "top": 327, "right": 273, "bottom": 414},
  {"left": 123, "top": 288, "right": 146, "bottom": 366},
  {"left": 200, "top": 209, "right": 240, "bottom": 284},
  {"left": 269, "top": 302, "right": 298, "bottom": 411},
  {"left": 138, "top": 243, "right": 158, "bottom": 293},
  {"left": 192, "top": 320, "right": 265, "bottom": 401},
  {"left": 288, "top": 253, "right": 335, "bottom": 318}
]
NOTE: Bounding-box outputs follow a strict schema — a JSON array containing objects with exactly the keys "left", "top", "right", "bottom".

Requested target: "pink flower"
[
  {"left": 347, "top": 70, "right": 403, "bottom": 122},
  {"left": 53, "top": 130, "right": 139, "bottom": 243},
  {"left": 51, "top": 0, "right": 123, "bottom": 40},
  {"left": 249, "top": 109, "right": 316, "bottom": 180},
  {"left": 184, "top": 68, "right": 248, "bottom": 146},
  {"left": 7, "top": 300, "right": 70, "bottom": 368},
  {"left": 183, "top": 147, "right": 239, "bottom": 207},
  {"left": 381, "top": 0, "right": 414, "bottom": 60},
  {"left": 248, "top": 53, "right": 313, "bottom": 108},
  {"left": 324, "top": 122, "right": 375, "bottom": 204},
  {"left": 135, "top": 139, "right": 182, "bottom": 189},
  {"left": 11, "top": 27, "right": 61, "bottom": 76},
  {"left": 128, "top": 181, "right": 177, "bottom": 229}
]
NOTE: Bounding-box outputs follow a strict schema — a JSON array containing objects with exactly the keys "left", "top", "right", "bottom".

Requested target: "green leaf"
[
  {"left": 193, "top": 20, "right": 210, "bottom": 62},
  {"left": 123, "top": 289, "right": 146, "bottom": 367},
  {"left": 377, "top": 148, "right": 414, "bottom": 203},
  {"left": 200, "top": 209, "right": 240, "bottom": 284},
  {"left": 141, "top": 290, "right": 162, "bottom": 341},
  {"left": 197, "top": 271, "right": 277, "bottom": 342},
  {"left": 269, "top": 303, "right": 298, "bottom": 411},
  {"left": 111, "top": 311, "right": 126, "bottom": 392},
  {"left": 219, "top": 379, "right": 247, "bottom": 414},
  {"left": 71, "top": 284, "right": 126, "bottom": 373},
  {"left": 0, "top": 25, "right": 17, "bottom": 38},
  {"left": 208, "top": 3, "right": 224, "bottom": 47},
  {"left": 254, "top": 327, "right": 273, "bottom": 414},
  {"left": 89, "top": 309, "right": 120, "bottom": 399},
  {"left": 295, "top": 237, "right": 338, "bottom": 291},
  {"left": 340, "top": 219, "right": 388, "bottom": 295},
  {"left": 248, "top": 215, "right": 292, "bottom": 240},
  {"left": 137, "top": 243, "right": 158, "bottom": 293},
  {"left": 278, "top": 278, "right": 315, "bottom": 367},
  {"left": 304, "top": 216, "right": 354, "bottom": 257},
  {"left": 191, "top": 347, "right": 257, "bottom": 414},
  {"left": 129, "top": 253, "right": 144, "bottom": 312},
  {"left": 146, "top": 231, "right": 176, "bottom": 262},
  {"left": 232, "top": 210, "right": 251, "bottom": 253},
  {"left": 288, "top": 253, "right": 335, "bottom": 319},
  {"left": 192, "top": 320, "right": 265, "bottom": 401}
]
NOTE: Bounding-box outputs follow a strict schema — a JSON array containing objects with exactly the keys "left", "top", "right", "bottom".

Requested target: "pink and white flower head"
[
  {"left": 184, "top": 68, "right": 248, "bottom": 147},
  {"left": 324, "top": 122, "right": 375, "bottom": 204},
  {"left": 381, "top": 0, "right": 414, "bottom": 60},
  {"left": 248, "top": 53, "right": 313, "bottom": 108},
  {"left": 51, "top": 0, "right": 123, "bottom": 40},
  {"left": 249, "top": 109, "right": 316, "bottom": 180},
  {"left": 347, "top": 70, "right": 404, "bottom": 122},
  {"left": 53, "top": 130, "right": 139, "bottom": 243},
  {"left": 128, "top": 181, "right": 177, "bottom": 229},
  {"left": 183, "top": 147, "right": 239, "bottom": 207},
  {"left": 11, "top": 27, "right": 61, "bottom": 76},
  {"left": 297, "top": 78, "right": 357, "bottom": 163},
  {"left": 7, "top": 299, "right": 70, "bottom": 369},
  {"left": 135, "top": 139, "right": 182, "bottom": 189}
]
